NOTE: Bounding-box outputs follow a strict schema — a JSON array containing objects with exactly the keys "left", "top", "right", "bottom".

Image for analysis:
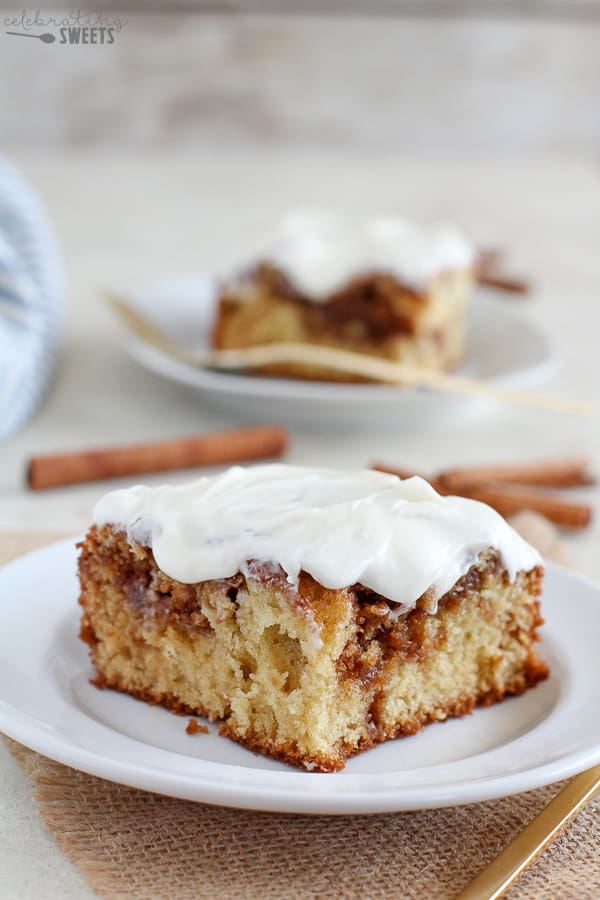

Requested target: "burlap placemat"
[{"left": 2, "top": 531, "right": 599, "bottom": 899}]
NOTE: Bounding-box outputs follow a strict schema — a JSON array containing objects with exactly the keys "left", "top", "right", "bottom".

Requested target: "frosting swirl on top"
[
  {"left": 245, "top": 210, "right": 474, "bottom": 299},
  {"left": 93, "top": 464, "right": 539, "bottom": 615}
]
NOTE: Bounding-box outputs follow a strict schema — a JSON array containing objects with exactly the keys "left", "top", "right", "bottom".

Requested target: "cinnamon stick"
[
  {"left": 476, "top": 273, "right": 530, "bottom": 294},
  {"left": 475, "top": 247, "right": 530, "bottom": 294},
  {"left": 27, "top": 425, "right": 289, "bottom": 490},
  {"left": 438, "top": 457, "right": 594, "bottom": 492},
  {"left": 476, "top": 247, "right": 505, "bottom": 272},
  {"left": 457, "top": 483, "right": 592, "bottom": 530},
  {"left": 371, "top": 464, "right": 592, "bottom": 530}
]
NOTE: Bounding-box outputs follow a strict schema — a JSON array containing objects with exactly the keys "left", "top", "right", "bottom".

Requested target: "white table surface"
[{"left": 1, "top": 152, "right": 599, "bottom": 898}]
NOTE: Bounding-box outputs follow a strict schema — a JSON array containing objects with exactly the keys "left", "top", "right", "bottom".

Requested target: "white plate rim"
[
  {"left": 120, "top": 278, "right": 560, "bottom": 404},
  {"left": 1, "top": 538, "right": 598, "bottom": 815}
]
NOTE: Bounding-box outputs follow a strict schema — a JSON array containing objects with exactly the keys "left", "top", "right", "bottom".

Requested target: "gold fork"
[
  {"left": 455, "top": 764, "right": 600, "bottom": 899},
  {"left": 105, "top": 292, "right": 593, "bottom": 417}
]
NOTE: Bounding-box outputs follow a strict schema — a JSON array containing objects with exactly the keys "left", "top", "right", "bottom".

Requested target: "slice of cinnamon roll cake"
[
  {"left": 212, "top": 211, "right": 475, "bottom": 380},
  {"left": 78, "top": 465, "right": 548, "bottom": 772}
]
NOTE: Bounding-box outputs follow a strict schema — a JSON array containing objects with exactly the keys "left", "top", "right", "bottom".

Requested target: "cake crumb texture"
[
  {"left": 79, "top": 525, "right": 547, "bottom": 771},
  {"left": 186, "top": 718, "right": 209, "bottom": 735}
]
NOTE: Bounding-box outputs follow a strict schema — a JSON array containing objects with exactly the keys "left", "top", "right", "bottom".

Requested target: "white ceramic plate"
[
  {"left": 119, "top": 278, "right": 559, "bottom": 429},
  {"left": 1, "top": 538, "right": 599, "bottom": 815}
]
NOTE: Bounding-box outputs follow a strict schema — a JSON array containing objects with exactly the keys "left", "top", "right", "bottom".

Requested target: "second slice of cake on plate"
[
  {"left": 212, "top": 212, "right": 475, "bottom": 379},
  {"left": 79, "top": 465, "right": 547, "bottom": 772}
]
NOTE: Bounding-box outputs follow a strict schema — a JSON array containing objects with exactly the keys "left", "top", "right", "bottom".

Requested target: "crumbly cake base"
[
  {"left": 79, "top": 526, "right": 547, "bottom": 772},
  {"left": 212, "top": 265, "right": 472, "bottom": 381}
]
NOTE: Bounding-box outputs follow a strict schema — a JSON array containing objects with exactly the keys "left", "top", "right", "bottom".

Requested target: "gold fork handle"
[{"left": 455, "top": 765, "right": 600, "bottom": 900}]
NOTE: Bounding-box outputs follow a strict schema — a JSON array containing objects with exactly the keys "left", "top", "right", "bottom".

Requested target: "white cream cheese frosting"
[
  {"left": 93, "top": 465, "right": 539, "bottom": 615},
  {"left": 248, "top": 210, "right": 474, "bottom": 299}
]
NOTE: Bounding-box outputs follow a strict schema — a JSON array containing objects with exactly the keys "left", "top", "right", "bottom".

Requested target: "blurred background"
[
  {"left": 0, "top": 0, "right": 598, "bottom": 541},
  {"left": 2, "top": 1, "right": 599, "bottom": 156}
]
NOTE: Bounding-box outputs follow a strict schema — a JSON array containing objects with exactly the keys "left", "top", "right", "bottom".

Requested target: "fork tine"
[{"left": 104, "top": 291, "right": 205, "bottom": 365}]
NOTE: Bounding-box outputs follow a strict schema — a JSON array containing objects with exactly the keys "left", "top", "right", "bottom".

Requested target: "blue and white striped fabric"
[{"left": 0, "top": 158, "right": 64, "bottom": 441}]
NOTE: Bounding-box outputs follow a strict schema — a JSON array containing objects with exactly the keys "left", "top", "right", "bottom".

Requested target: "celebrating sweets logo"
[{"left": 5, "top": 10, "right": 126, "bottom": 44}]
